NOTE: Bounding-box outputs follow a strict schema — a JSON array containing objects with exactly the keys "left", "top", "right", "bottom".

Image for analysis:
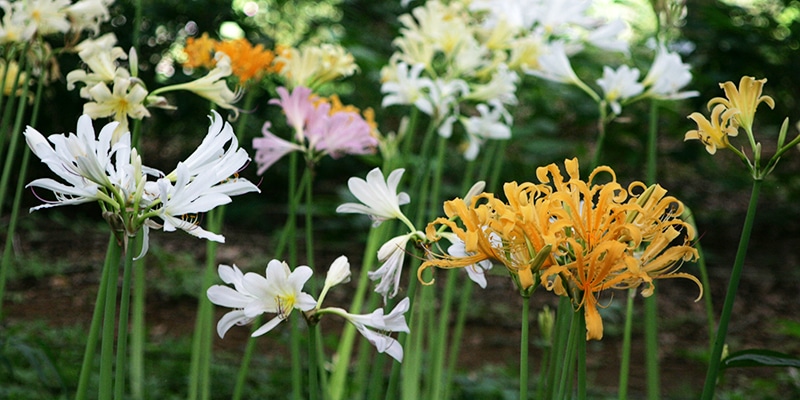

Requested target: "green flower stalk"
[{"left": 685, "top": 76, "right": 800, "bottom": 399}]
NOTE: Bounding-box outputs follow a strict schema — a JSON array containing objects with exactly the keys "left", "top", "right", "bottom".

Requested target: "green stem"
[
  {"left": 130, "top": 234, "right": 145, "bottom": 400},
  {"left": 0, "top": 53, "right": 32, "bottom": 217},
  {"left": 328, "top": 224, "right": 390, "bottom": 400},
  {"left": 520, "top": 295, "right": 531, "bottom": 400},
  {"left": 290, "top": 311, "right": 303, "bottom": 400},
  {"left": 304, "top": 163, "right": 315, "bottom": 273},
  {"left": 591, "top": 103, "right": 608, "bottom": 170},
  {"left": 75, "top": 235, "right": 119, "bottom": 400},
  {"left": 644, "top": 100, "right": 661, "bottom": 400},
  {"left": 557, "top": 307, "right": 580, "bottom": 400},
  {"left": 701, "top": 179, "right": 762, "bottom": 399},
  {"left": 0, "top": 68, "right": 43, "bottom": 317},
  {"left": 644, "top": 288, "right": 660, "bottom": 399},
  {"left": 308, "top": 323, "right": 320, "bottom": 400},
  {"left": 545, "top": 296, "right": 572, "bottom": 400},
  {"left": 99, "top": 238, "right": 123, "bottom": 399},
  {"left": 114, "top": 243, "right": 135, "bottom": 399},
  {"left": 684, "top": 208, "right": 716, "bottom": 347},
  {"left": 577, "top": 308, "right": 587, "bottom": 400},
  {"left": 618, "top": 289, "right": 635, "bottom": 400}
]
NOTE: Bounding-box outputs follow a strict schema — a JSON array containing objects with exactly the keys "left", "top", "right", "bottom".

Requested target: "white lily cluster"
[
  {"left": 24, "top": 111, "right": 259, "bottom": 257},
  {"left": 66, "top": 33, "right": 242, "bottom": 142},
  {"left": 0, "top": 0, "right": 113, "bottom": 44},
  {"left": 380, "top": 0, "right": 632, "bottom": 160},
  {"left": 336, "top": 168, "right": 491, "bottom": 302},
  {"left": 207, "top": 256, "right": 411, "bottom": 362}
]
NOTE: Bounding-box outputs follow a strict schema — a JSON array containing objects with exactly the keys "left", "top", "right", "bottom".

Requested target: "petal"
[
  {"left": 251, "top": 315, "right": 285, "bottom": 337},
  {"left": 207, "top": 285, "right": 252, "bottom": 308},
  {"left": 216, "top": 310, "right": 252, "bottom": 338}
]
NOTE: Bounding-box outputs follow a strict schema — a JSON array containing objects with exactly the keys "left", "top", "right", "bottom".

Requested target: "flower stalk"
[{"left": 701, "top": 179, "right": 762, "bottom": 399}]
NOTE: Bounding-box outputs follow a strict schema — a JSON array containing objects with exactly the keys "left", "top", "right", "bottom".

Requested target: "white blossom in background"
[
  {"left": 460, "top": 101, "right": 512, "bottom": 160},
  {"left": 381, "top": 62, "right": 435, "bottom": 115},
  {"left": 641, "top": 44, "right": 699, "bottom": 100},
  {"left": 526, "top": 41, "right": 581, "bottom": 85},
  {"left": 596, "top": 65, "right": 644, "bottom": 115},
  {"left": 369, "top": 232, "right": 422, "bottom": 302}
]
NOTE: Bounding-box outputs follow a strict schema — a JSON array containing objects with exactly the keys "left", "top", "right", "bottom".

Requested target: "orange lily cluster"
[
  {"left": 420, "top": 158, "right": 701, "bottom": 340},
  {"left": 183, "top": 33, "right": 281, "bottom": 84}
]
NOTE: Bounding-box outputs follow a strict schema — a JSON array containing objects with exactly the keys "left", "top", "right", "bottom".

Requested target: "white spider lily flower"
[
  {"left": 206, "top": 264, "right": 260, "bottom": 338},
  {"left": 460, "top": 101, "right": 512, "bottom": 161},
  {"left": 641, "top": 44, "right": 699, "bottom": 100},
  {"left": 370, "top": 232, "right": 422, "bottom": 302},
  {"left": 244, "top": 260, "right": 317, "bottom": 337},
  {"left": 67, "top": 33, "right": 129, "bottom": 97},
  {"left": 381, "top": 62, "right": 435, "bottom": 115},
  {"left": 208, "top": 260, "right": 317, "bottom": 338},
  {"left": 321, "top": 297, "right": 411, "bottom": 362},
  {"left": 526, "top": 41, "right": 580, "bottom": 85},
  {"left": 0, "top": 4, "right": 37, "bottom": 43},
  {"left": 83, "top": 77, "right": 150, "bottom": 142},
  {"left": 9, "top": 0, "right": 71, "bottom": 36},
  {"left": 443, "top": 235, "right": 493, "bottom": 288},
  {"left": 586, "top": 18, "right": 629, "bottom": 54},
  {"left": 165, "top": 110, "right": 250, "bottom": 180},
  {"left": 466, "top": 64, "right": 519, "bottom": 106},
  {"left": 596, "top": 65, "right": 644, "bottom": 115},
  {"left": 153, "top": 54, "right": 242, "bottom": 117},
  {"left": 66, "top": 0, "right": 112, "bottom": 36},
  {"left": 336, "top": 167, "right": 412, "bottom": 229},
  {"left": 24, "top": 114, "right": 118, "bottom": 192}
]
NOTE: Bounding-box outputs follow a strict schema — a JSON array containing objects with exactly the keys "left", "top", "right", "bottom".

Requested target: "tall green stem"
[
  {"left": 114, "top": 242, "right": 136, "bottom": 399},
  {"left": 644, "top": 100, "right": 661, "bottom": 400},
  {"left": 591, "top": 104, "right": 608, "bottom": 169},
  {"left": 75, "top": 235, "right": 119, "bottom": 400},
  {"left": 701, "top": 179, "right": 762, "bottom": 399},
  {"left": 520, "top": 295, "right": 531, "bottom": 400},
  {"left": 308, "top": 323, "right": 320, "bottom": 400},
  {"left": 99, "top": 239, "right": 123, "bottom": 399},
  {"left": 618, "top": 289, "right": 635, "bottom": 400}
]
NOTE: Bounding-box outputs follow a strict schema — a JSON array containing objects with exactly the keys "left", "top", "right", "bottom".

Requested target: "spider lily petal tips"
[
  {"left": 707, "top": 76, "right": 775, "bottom": 132},
  {"left": 336, "top": 167, "right": 412, "bottom": 228},
  {"left": 685, "top": 104, "right": 740, "bottom": 155}
]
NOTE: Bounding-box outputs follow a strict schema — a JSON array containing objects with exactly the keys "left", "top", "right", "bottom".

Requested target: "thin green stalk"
[
  {"left": 99, "top": 239, "right": 123, "bottom": 399},
  {"left": 114, "top": 243, "right": 136, "bottom": 399},
  {"left": 291, "top": 312, "right": 303, "bottom": 400},
  {"left": 366, "top": 346, "right": 389, "bottom": 400},
  {"left": 556, "top": 307, "right": 580, "bottom": 400},
  {"left": 0, "top": 54, "right": 32, "bottom": 216},
  {"left": 591, "top": 104, "right": 609, "bottom": 169},
  {"left": 303, "top": 164, "right": 315, "bottom": 273},
  {"left": 545, "top": 296, "right": 572, "bottom": 400},
  {"left": 75, "top": 234, "right": 119, "bottom": 400},
  {"left": 442, "top": 272, "right": 473, "bottom": 400},
  {"left": 520, "top": 295, "right": 531, "bottom": 400},
  {"left": 0, "top": 42, "right": 29, "bottom": 163},
  {"left": 188, "top": 208, "right": 224, "bottom": 400},
  {"left": 308, "top": 323, "right": 320, "bottom": 400},
  {"left": 701, "top": 179, "right": 762, "bottom": 400},
  {"left": 618, "top": 289, "right": 636, "bottom": 400},
  {"left": 328, "top": 224, "right": 390, "bottom": 400},
  {"left": 644, "top": 100, "right": 661, "bottom": 400},
  {"left": 428, "top": 269, "right": 456, "bottom": 400},
  {"left": 684, "top": 209, "right": 716, "bottom": 346},
  {"left": 577, "top": 307, "right": 587, "bottom": 400},
  {"left": 0, "top": 69, "right": 43, "bottom": 317},
  {"left": 130, "top": 238, "right": 145, "bottom": 400}
]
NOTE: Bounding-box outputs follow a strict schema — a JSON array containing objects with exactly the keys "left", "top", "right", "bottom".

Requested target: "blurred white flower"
[
  {"left": 642, "top": 44, "right": 699, "bottom": 100},
  {"left": 153, "top": 54, "right": 242, "bottom": 117},
  {"left": 526, "top": 41, "right": 580, "bottom": 85},
  {"left": 83, "top": 77, "right": 150, "bottom": 142},
  {"left": 461, "top": 101, "right": 512, "bottom": 160},
  {"left": 596, "top": 65, "right": 644, "bottom": 115},
  {"left": 66, "top": 0, "right": 113, "bottom": 36},
  {"left": 381, "top": 62, "right": 435, "bottom": 115}
]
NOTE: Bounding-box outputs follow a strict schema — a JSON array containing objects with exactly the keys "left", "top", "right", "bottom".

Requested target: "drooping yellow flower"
[
  {"left": 707, "top": 76, "right": 775, "bottom": 132},
  {"left": 684, "top": 104, "right": 740, "bottom": 155}
]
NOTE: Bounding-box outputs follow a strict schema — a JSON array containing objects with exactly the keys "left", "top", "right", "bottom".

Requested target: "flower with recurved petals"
[
  {"left": 208, "top": 260, "right": 317, "bottom": 337},
  {"left": 320, "top": 298, "right": 411, "bottom": 362},
  {"left": 641, "top": 44, "right": 698, "bottom": 101},
  {"left": 370, "top": 232, "right": 422, "bottom": 302},
  {"left": 707, "top": 76, "right": 775, "bottom": 132},
  {"left": 336, "top": 168, "right": 412, "bottom": 228},
  {"left": 83, "top": 77, "right": 150, "bottom": 142},
  {"left": 684, "top": 104, "right": 740, "bottom": 155},
  {"left": 206, "top": 264, "right": 259, "bottom": 338}
]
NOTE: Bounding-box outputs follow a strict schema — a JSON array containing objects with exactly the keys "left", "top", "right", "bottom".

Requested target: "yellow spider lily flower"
[
  {"left": 707, "top": 76, "right": 774, "bottom": 132},
  {"left": 684, "top": 104, "right": 740, "bottom": 154}
]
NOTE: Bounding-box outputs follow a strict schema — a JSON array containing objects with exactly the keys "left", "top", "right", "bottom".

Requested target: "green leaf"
[{"left": 721, "top": 349, "right": 800, "bottom": 369}]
